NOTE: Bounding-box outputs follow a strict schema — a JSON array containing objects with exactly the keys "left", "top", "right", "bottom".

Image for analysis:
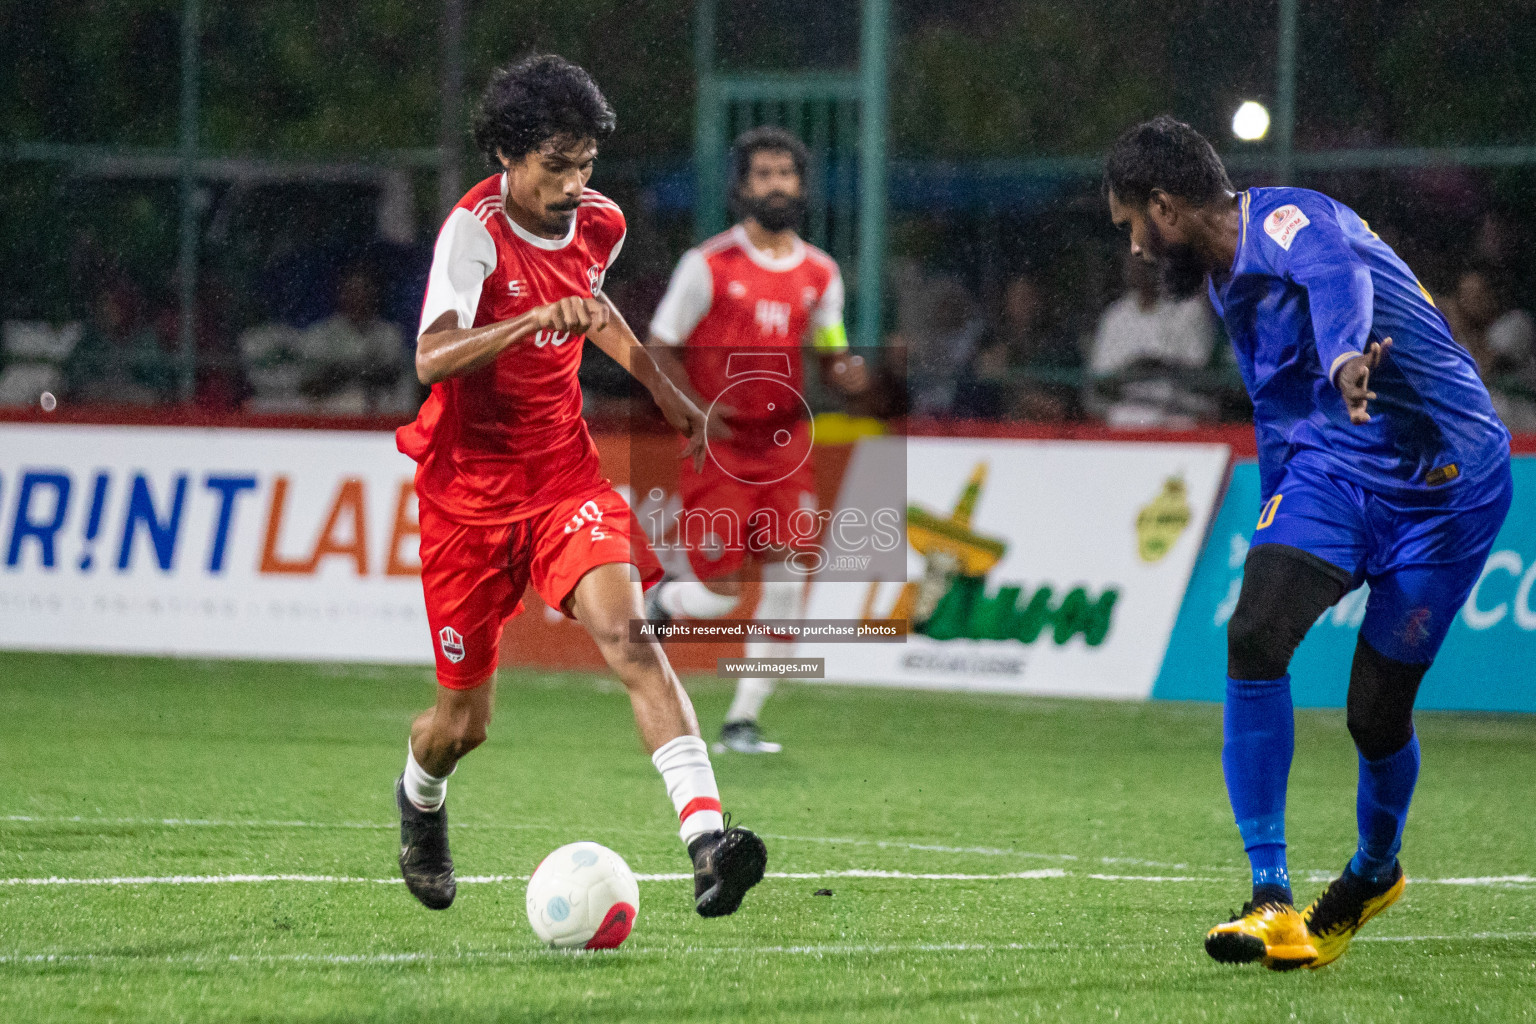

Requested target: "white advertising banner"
[
  {"left": 803, "top": 437, "right": 1231, "bottom": 698},
  {"left": 0, "top": 424, "right": 431, "bottom": 662}
]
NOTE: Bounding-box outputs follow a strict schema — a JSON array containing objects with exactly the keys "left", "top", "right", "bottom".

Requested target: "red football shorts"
[
  {"left": 677, "top": 447, "right": 819, "bottom": 582},
  {"left": 418, "top": 487, "right": 663, "bottom": 688}
]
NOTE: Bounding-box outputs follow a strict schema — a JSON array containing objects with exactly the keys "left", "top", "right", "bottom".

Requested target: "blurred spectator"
[
  {"left": 959, "top": 274, "right": 1081, "bottom": 420},
  {"left": 1084, "top": 253, "right": 1218, "bottom": 427},
  {"left": 1445, "top": 266, "right": 1536, "bottom": 431},
  {"left": 147, "top": 275, "right": 249, "bottom": 411},
  {"left": 239, "top": 321, "right": 309, "bottom": 413},
  {"left": 298, "top": 267, "right": 412, "bottom": 414},
  {"left": 61, "top": 279, "right": 177, "bottom": 406},
  {"left": 889, "top": 261, "right": 986, "bottom": 416}
]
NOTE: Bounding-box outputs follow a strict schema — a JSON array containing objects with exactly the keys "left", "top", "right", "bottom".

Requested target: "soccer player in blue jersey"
[{"left": 1104, "top": 117, "right": 1512, "bottom": 970}]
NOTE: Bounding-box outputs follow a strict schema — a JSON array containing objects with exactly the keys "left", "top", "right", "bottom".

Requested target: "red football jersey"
[
  {"left": 650, "top": 226, "right": 844, "bottom": 483},
  {"left": 649, "top": 225, "right": 844, "bottom": 407},
  {"left": 398, "top": 175, "right": 626, "bottom": 525}
]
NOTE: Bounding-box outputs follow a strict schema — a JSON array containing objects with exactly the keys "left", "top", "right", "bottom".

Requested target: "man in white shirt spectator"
[
  {"left": 300, "top": 267, "right": 412, "bottom": 414},
  {"left": 1087, "top": 252, "right": 1217, "bottom": 427}
]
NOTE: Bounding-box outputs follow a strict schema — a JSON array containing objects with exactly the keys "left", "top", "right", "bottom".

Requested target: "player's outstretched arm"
[
  {"left": 1335, "top": 338, "right": 1392, "bottom": 425},
  {"left": 415, "top": 299, "right": 604, "bottom": 385},
  {"left": 587, "top": 293, "right": 709, "bottom": 469},
  {"left": 645, "top": 340, "right": 734, "bottom": 442}
]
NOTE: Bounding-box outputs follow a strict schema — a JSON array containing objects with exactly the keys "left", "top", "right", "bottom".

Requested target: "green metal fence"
[
  {"left": 692, "top": 0, "right": 889, "bottom": 351},
  {"left": 7, "top": 0, "right": 1536, "bottom": 400}
]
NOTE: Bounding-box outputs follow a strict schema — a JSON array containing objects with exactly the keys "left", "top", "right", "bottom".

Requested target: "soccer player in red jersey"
[
  {"left": 393, "top": 55, "right": 766, "bottom": 918},
  {"left": 645, "top": 127, "right": 867, "bottom": 754}
]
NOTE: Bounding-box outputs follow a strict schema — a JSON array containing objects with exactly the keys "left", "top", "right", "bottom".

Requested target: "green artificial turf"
[{"left": 0, "top": 652, "right": 1533, "bottom": 1022}]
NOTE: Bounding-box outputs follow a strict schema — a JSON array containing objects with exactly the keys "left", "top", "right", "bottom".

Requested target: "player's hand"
[
  {"left": 826, "top": 353, "right": 869, "bottom": 395},
  {"left": 534, "top": 297, "right": 609, "bottom": 336},
  {"left": 704, "top": 402, "right": 736, "bottom": 441},
  {"left": 1338, "top": 338, "right": 1391, "bottom": 425},
  {"left": 659, "top": 386, "right": 711, "bottom": 471}
]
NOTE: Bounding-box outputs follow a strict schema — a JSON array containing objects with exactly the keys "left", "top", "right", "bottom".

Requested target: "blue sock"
[
  {"left": 1223, "top": 675, "right": 1295, "bottom": 903},
  {"left": 1349, "top": 732, "right": 1420, "bottom": 885}
]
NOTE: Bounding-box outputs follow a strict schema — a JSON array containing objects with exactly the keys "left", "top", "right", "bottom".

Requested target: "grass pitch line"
[
  {"left": 0, "top": 814, "right": 550, "bottom": 832},
  {"left": 2, "top": 814, "right": 1226, "bottom": 870},
  {"left": 0, "top": 874, "right": 402, "bottom": 886},
  {"left": 0, "top": 816, "right": 1228, "bottom": 872},
  {"left": 8, "top": 817, "right": 1524, "bottom": 884},
  {"left": 5, "top": 933, "right": 1536, "bottom": 968},
  {"left": 8, "top": 869, "right": 1526, "bottom": 889},
  {"left": 0, "top": 869, "right": 1070, "bottom": 887},
  {"left": 0, "top": 943, "right": 1052, "bottom": 967},
  {"left": 763, "top": 833, "right": 1218, "bottom": 871}
]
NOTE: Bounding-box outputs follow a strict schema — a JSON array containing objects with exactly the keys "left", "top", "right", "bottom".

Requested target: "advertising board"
[
  {"left": 0, "top": 424, "right": 428, "bottom": 662},
  {"left": 802, "top": 437, "right": 1231, "bottom": 697},
  {"left": 1154, "top": 459, "right": 1536, "bottom": 712}
]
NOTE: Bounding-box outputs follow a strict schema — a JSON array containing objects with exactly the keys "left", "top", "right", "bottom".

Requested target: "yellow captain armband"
[{"left": 812, "top": 322, "right": 849, "bottom": 353}]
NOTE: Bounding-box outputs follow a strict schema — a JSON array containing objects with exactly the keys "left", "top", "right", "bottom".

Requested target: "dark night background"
[{"left": 3, "top": 1, "right": 1533, "bottom": 421}]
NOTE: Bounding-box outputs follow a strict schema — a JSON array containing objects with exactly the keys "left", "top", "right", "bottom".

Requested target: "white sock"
[
  {"left": 651, "top": 734, "right": 725, "bottom": 844},
  {"left": 727, "top": 562, "right": 806, "bottom": 724},
  {"left": 757, "top": 561, "right": 807, "bottom": 621},
  {"left": 657, "top": 579, "right": 740, "bottom": 620},
  {"left": 726, "top": 674, "right": 776, "bottom": 724},
  {"left": 403, "top": 740, "right": 451, "bottom": 812}
]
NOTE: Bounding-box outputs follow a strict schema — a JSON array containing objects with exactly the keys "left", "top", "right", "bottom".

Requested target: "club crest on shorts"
[{"left": 438, "top": 626, "right": 465, "bottom": 663}]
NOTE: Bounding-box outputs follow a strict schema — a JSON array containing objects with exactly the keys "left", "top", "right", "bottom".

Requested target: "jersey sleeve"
[
  {"left": 595, "top": 229, "right": 625, "bottom": 293},
  {"left": 1264, "top": 200, "right": 1374, "bottom": 384},
  {"left": 648, "top": 249, "right": 713, "bottom": 345},
  {"left": 584, "top": 198, "right": 626, "bottom": 294},
  {"left": 418, "top": 208, "right": 497, "bottom": 337},
  {"left": 810, "top": 266, "right": 849, "bottom": 352}
]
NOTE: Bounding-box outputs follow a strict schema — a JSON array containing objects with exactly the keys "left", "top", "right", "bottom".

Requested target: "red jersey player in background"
[
  {"left": 645, "top": 127, "right": 867, "bottom": 754},
  {"left": 394, "top": 55, "right": 766, "bottom": 920}
]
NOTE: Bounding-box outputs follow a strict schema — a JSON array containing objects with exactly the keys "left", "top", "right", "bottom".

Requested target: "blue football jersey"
[{"left": 1208, "top": 187, "right": 1509, "bottom": 503}]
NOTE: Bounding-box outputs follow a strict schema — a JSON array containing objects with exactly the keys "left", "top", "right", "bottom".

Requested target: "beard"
[
  {"left": 742, "top": 191, "right": 806, "bottom": 233},
  {"left": 1146, "top": 219, "right": 1209, "bottom": 299},
  {"left": 541, "top": 200, "right": 579, "bottom": 234}
]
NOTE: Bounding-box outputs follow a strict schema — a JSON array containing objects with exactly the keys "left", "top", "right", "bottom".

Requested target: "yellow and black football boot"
[
  {"left": 1302, "top": 862, "right": 1406, "bottom": 968},
  {"left": 1205, "top": 899, "right": 1318, "bottom": 970}
]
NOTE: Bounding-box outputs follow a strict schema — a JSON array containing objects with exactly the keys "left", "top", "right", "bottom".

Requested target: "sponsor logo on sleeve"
[{"left": 1263, "top": 205, "right": 1311, "bottom": 250}]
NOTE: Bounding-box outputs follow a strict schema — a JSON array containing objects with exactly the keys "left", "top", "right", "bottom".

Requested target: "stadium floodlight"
[{"left": 1232, "top": 100, "right": 1271, "bottom": 142}]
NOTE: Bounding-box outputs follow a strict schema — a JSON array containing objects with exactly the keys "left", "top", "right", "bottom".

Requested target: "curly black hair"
[
  {"left": 1103, "top": 115, "right": 1233, "bottom": 208},
  {"left": 730, "top": 125, "right": 809, "bottom": 192},
  {"left": 471, "top": 55, "right": 616, "bottom": 167}
]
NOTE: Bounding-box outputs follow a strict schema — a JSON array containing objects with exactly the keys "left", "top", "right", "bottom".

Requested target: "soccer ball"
[{"left": 525, "top": 841, "right": 640, "bottom": 949}]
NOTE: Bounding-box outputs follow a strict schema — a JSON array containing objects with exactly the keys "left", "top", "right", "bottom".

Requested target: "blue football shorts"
[{"left": 1250, "top": 451, "right": 1513, "bottom": 664}]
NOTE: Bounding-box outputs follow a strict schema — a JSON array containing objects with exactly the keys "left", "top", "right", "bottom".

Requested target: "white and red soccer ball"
[{"left": 525, "top": 842, "right": 639, "bottom": 949}]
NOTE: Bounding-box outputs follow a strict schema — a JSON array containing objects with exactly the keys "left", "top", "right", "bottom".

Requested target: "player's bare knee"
[
  {"left": 435, "top": 700, "right": 491, "bottom": 758},
  {"left": 585, "top": 610, "right": 635, "bottom": 655},
  {"left": 589, "top": 620, "right": 665, "bottom": 682},
  {"left": 445, "top": 718, "right": 488, "bottom": 759},
  {"left": 610, "top": 637, "right": 666, "bottom": 681}
]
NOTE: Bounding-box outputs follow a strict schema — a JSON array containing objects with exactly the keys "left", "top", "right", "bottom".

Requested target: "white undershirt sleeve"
[
  {"left": 418, "top": 208, "right": 497, "bottom": 337},
  {"left": 597, "top": 229, "right": 625, "bottom": 293},
  {"left": 648, "top": 249, "right": 713, "bottom": 345},
  {"left": 811, "top": 266, "right": 846, "bottom": 331}
]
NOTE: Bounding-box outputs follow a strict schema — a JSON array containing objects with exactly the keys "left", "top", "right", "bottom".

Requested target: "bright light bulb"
[{"left": 1232, "top": 101, "right": 1271, "bottom": 142}]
